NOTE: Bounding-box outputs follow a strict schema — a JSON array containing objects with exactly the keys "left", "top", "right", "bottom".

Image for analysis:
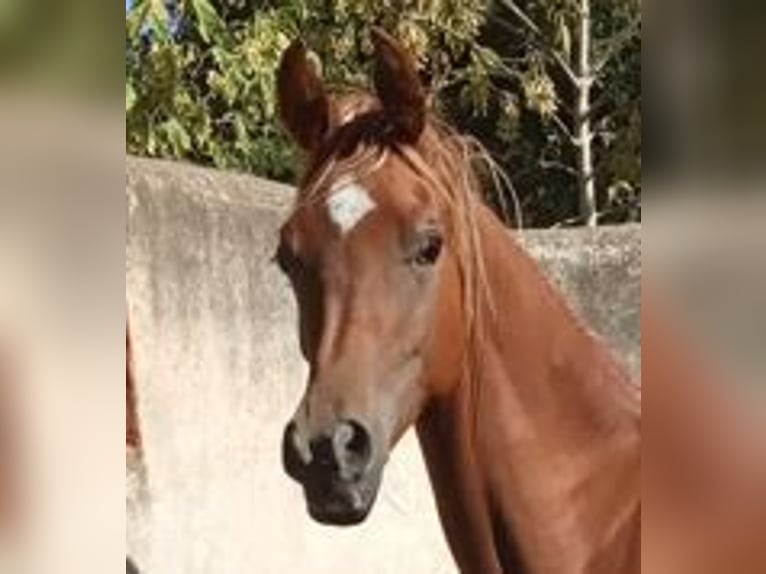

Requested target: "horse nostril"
[
  {"left": 332, "top": 420, "right": 372, "bottom": 480},
  {"left": 292, "top": 420, "right": 374, "bottom": 482},
  {"left": 311, "top": 435, "right": 337, "bottom": 470},
  {"left": 282, "top": 421, "right": 311, "bottom": 480}
]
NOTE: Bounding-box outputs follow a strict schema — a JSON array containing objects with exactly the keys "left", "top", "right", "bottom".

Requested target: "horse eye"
[{"left": 412, "top": 231, "right": 443, "bottom": 266}]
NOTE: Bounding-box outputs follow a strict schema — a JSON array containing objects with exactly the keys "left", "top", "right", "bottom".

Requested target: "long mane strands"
[{"left": 397, "top": 118, "right": 495, "bottom": 430}]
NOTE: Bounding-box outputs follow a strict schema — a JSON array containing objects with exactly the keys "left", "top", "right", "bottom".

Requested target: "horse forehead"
[
  {"left": 325, "top": 178, "right": 378, "bottom": 234},
  {"left": 285, "top": 155, "right": 431, "bottom": 243}
]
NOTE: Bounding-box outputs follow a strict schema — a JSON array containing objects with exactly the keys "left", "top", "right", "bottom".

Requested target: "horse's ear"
[
  {"left": 371, "top": 27, "right": 426, "bottom": 144},
  {"left": 277, "top": 39, "right": 330, "bottom": 153}
]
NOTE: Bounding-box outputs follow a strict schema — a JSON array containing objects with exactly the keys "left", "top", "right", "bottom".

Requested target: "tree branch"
[
  {"left": 495, "top": 0, "right": 580, "bottom": 86},
  {"left": 594, "top": 16, "right": 641, "bottom": 74},
  {"left": 549, "top": 112, "right": 576, "bottom": 144},
  {"left": 540, "top": 158, "right": 579, "bottom": 177}
]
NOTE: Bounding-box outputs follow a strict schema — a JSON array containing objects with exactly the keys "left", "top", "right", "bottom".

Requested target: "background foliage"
[{"left": 126, "top": 0, "right": 640, "bottom": 227}]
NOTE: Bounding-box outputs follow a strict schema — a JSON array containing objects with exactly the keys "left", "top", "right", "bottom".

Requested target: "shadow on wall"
[
  {"left": 127, "top": 324, "right": 141, "bottom": 450},
  {"left": 127, "top": 327, "right": 142, "bottom": 574}
]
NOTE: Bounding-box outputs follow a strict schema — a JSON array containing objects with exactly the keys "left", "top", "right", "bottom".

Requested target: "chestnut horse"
[{"left": 277, "top": 29, "right": 640, "bottom": 573}]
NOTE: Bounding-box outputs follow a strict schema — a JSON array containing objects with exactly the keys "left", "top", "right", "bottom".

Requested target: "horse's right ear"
[
  {"left": 277, "top": 40, "right": 330, "bottom": 153},
  {"left": 371, "top": 27, "right": 426, "bottom": 144}
]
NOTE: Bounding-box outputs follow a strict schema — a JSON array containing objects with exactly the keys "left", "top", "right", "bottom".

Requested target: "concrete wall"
[{"left": 126, "top": 157, "right": 640, "bottom": 573}]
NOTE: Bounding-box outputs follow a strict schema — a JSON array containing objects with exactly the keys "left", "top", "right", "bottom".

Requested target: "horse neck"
[{"left": 417, "top": 207, "right": 640, "bottom": 574}]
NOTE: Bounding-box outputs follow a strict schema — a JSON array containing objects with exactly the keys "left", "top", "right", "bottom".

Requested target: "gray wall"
[{"left": 126, "top": 157, "right": 640, "bottom": 573}]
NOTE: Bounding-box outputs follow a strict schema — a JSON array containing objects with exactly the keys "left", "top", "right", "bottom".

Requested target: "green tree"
[
  {"left": 126, "top": 0, "right": 492, "bottom": 181},
  {"left": 126, "top": 0, "right": 641, "bottom": 227},
  {"left": 478, "top": 0, "right": 641, "bottom": 226}
]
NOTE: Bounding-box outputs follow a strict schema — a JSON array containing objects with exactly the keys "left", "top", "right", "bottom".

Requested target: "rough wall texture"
[
  {"left": 126, "top": 157, "right": 640, "bottom": 573},
  {"left": 520, "top": 225, "right": 641, "bottom": 380}
]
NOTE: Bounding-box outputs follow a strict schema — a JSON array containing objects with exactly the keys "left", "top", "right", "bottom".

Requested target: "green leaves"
[
  {"left": 555, "top": 14, "right": 572, "bottom": 61},
  {"left": 521, "top": 67, "right": 557, "bottom": 118},
  {"left": 126, "top": 0, "right": 150, "bottom": 42},
  {"left": 126, "top": 0, "right": 500, "bottom": 183},
  {"left": 147, "top": 0, "right": 171, "bottom": 42},
  {"left": 126, "top": 82, "right": 136, "bottom": 112},
  {"left": 189, "top": 0, "right": 224, "bottom": 43},
  {"left": 164, "top": 117, "right": 192, "bottom": 155}
]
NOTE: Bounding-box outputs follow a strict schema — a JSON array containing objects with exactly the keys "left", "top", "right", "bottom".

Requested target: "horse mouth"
[
  {"left": 308, "top": 497, "right": 370, "bottom": 525},
  {"left": 303, "top": 474, "right": 381, "bottom": 526}
]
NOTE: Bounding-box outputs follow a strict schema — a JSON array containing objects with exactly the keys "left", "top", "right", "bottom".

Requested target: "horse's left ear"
[
  {"left": 371, "top": 27, "right": 426, "bottom": 144},
  {"left": 277, "top": 39, "right": 330, "bottom": 153}
]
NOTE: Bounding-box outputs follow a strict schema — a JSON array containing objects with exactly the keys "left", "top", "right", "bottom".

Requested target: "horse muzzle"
[{"left": 282, "top": 418, "right": 383, "bottom": 526}]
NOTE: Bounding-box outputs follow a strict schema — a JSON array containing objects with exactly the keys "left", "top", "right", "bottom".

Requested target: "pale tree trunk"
[
  {"left": 500, "top": 0, "right": 603, "bottom": 226},
  {"left": 576, "top": 0, "right": 597, "bottom": 226}
]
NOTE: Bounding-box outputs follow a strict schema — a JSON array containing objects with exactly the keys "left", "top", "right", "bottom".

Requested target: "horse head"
[{"left": 276, "top": 28, "right": 476, "bottom": 525}]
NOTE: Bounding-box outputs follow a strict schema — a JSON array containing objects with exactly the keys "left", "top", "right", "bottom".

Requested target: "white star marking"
[{"left": 326, "top": 179, "right": 377, "bottom": 234}]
